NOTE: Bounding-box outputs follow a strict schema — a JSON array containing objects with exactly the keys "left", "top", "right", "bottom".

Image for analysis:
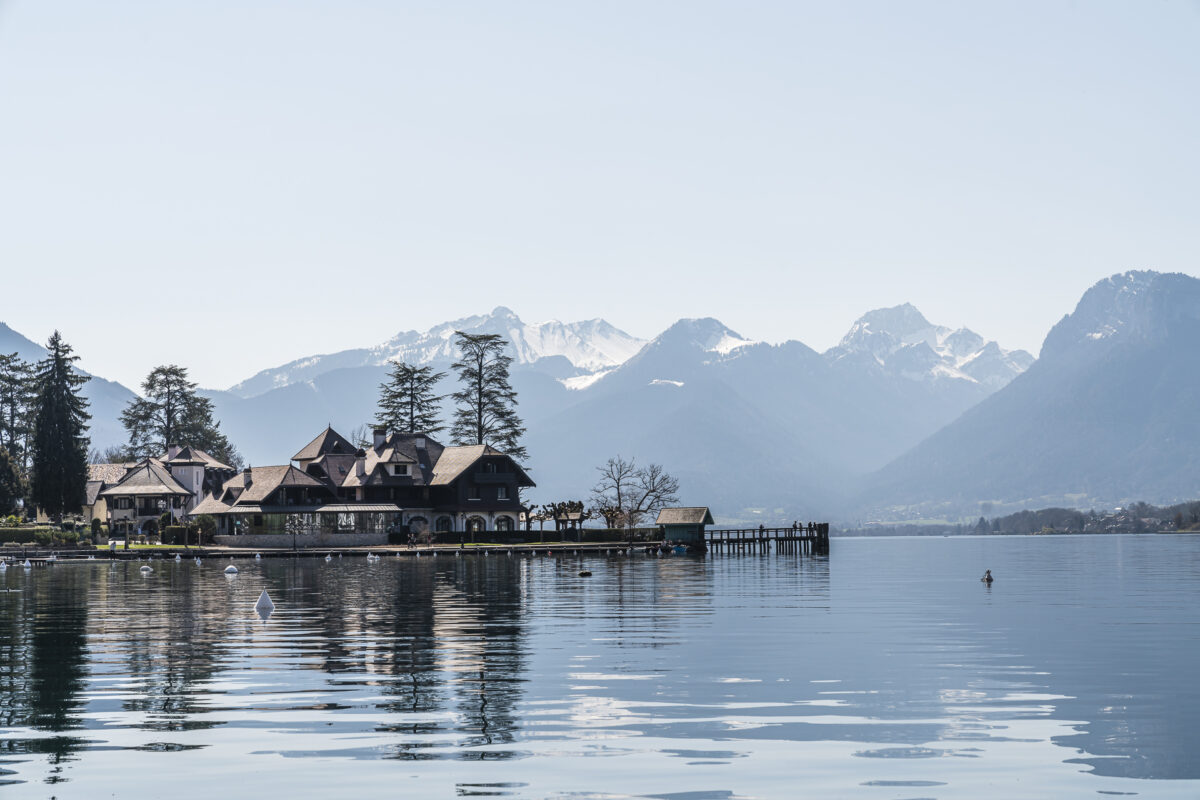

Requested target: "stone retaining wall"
[{"left": 213, "top": 532, "right": 388, "bottom": 548}]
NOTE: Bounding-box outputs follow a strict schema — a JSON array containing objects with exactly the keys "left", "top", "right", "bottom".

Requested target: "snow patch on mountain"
[
  {"left": 229, "top": 307, "right": 647, "bottom": 398},
  {"left": 825, "top": 303, "right": 1033, "bottom": 390}
]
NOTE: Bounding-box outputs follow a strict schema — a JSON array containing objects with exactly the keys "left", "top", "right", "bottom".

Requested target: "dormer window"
[
  {"left": 392, "top": 464, "right": 408, "bottom": 476},
  {"left": 483, "top": 462, "right": 497, "bottom": 473}
]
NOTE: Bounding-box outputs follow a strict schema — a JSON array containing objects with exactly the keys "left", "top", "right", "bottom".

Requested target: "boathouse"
[{"left": 656, "top": 507, "right": 714, "bottom": 545}]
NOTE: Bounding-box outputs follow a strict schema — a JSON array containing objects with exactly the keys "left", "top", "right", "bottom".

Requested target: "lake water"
[{"left": 2, "top": 535, "right": 1199, "bottom": 799}]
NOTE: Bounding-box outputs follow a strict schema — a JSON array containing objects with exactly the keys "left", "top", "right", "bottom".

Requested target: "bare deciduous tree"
[{"left": 591, "top": 455, "right": 680, "bottom": 530}]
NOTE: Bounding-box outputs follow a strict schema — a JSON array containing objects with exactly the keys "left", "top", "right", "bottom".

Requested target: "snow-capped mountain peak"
[
  {"left": 826, "top": 304, "right": 1033, "bottom": 390},
  {"left": 228, "top": 308, "right": 647, "bottom": 398}
]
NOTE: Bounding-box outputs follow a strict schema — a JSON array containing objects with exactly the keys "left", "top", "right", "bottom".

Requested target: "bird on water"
[{"left": 981, "top": 569, "right": 993, "bottom": 583}]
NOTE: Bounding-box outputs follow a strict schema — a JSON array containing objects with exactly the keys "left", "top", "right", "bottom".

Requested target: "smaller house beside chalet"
[
  {"left": 187, "top": 427, "right": 534, "bottom": 545},
  {"left": 67, "top": 447, "right": 235, "bottom": 535}
]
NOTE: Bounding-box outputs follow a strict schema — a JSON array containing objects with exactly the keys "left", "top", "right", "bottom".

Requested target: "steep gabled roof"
[
  {"left": 292, "top": 427, "right": 357, "bottom": 462},
  {"left": 99, "top": 460, "right": 192, "bottom": 497},
  {"left": 84, "top": 480, "right": 106, "bottom": 506},
  {"left": 656, "top": 507, "right": 714, "bottom": 526},
  {"left": 338, "top": 431, "right": 446, "bottom": 487},
  {"left": 224, "top": 465, "right": 327, "bottom": 504},
  {"left": 430, "top": 445, "right": 535, "bottom": 487}
]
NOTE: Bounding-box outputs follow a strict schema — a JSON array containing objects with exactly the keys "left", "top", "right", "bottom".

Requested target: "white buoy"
[
  {"left": 23, "top": 559, "right": 32, "bottom": 568},
  {"left": 140, "top": 565, "right": 153, "bottom": 573},
  {"left": 324, "top": 553, "right": 332, "bottom": 562},
  {"left": 175, "top": 553, "right": 182, "bottom": 562},
  {"left": 255, "top": 589, "right": 275, "bottom": 617},
  {"left": 195, "top": 557, "right": 202, "bottom": 565},
  {"left": 0, "top": 561, "right": 7, "bottom": 571},
  {"left": 337, "top": 553, "right": 342, "bottom": 559},
  {"left": 224, "top": 564, "right": 238, "bottom": 575}
]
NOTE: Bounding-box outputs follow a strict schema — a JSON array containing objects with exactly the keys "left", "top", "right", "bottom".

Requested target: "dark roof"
[
  {"left": 339, "top": 431, "right": 446, "bottom": 487},
  {"left": 165, "top": 446, "right": 233, "bottom": 471},
  {"left": 292, "top": 427, "right": 357, "bottom": 462},
  {"left": 656, "top": 507, "right": 714, "bottom": 526},
  {"left": 99, "top": 460, "right": 192, "bottom": 497},
  {"left": 84, "top": 480, "right": 106, "bottom": 506}
]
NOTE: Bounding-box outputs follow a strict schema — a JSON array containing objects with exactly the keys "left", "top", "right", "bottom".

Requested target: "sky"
[{"left": 1, "top": 0, "right": 1198, "bottom": 391}]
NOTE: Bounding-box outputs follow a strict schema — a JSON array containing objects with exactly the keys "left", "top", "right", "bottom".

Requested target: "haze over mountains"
[{"left": 5, "top": 270, "right": 1197, "bottom": 523}]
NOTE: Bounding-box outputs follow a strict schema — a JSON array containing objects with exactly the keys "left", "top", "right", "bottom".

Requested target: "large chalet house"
[
  {"left": 75, "top": 446, "right": 236, "bottom": 534},
  {"left": 188, "top": 427, "right": 534, "bottom": 539}
]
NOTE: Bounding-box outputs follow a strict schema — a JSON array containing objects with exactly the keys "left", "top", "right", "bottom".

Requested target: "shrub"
[
  {"left": 91, "top": 518, "right": 101, "bottom": 538},
  {"left": 0, "top": 527, "right": 56, "bottom": 545},
  {"left": 193, "top": 514, "right": 217, "bottom": 544},
  {"left": 162, "top": 526, "right": 187, "bottom": 545}
]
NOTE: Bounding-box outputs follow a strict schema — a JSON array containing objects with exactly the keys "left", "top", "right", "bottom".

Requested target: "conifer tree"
[
  {"left": 449, "top": 332, "right": 528, "bottom": 463},
  {"left": 0, "top": 445, "right": 22, "bottom": 515},
  {"left": 120, "top": 365, "right": 241, "bottom": 466},
  {"left": 0, "top": 352, "right": 36, "bottom": 472},
  {"left": 375, "top": 361, "right": 446, "bottom": 433},
  {"left": 30, "top": 331, "right": 90, "bottom": 518}
]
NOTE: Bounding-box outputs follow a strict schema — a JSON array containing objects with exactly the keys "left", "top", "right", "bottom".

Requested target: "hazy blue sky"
[{"left": 1, "top": 1, "right": 1197, "bottom": 390}]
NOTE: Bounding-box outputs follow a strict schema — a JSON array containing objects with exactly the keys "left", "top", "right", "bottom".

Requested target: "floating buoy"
[
  {"left": 23, "top": 559, "right": 32, "bottom": 568},
  {"left": 255, "top": 553, "right": 262, "bottom": 560},
  {"left": 195, "top": 557, "right": 202, "bottom": 565},
  {"left": 224, "top": 564, "right": 238, "bottom": 575},
  {"left": 175, "top": 554, "right": 182, "bottom": 562},
  {"left": 324, "top": 553, "right": 332, "bottom": 562},
  {"left": 0, "top": 561, "right": 8, "bottom": 571},
  {"left": 578, "top": 570, "right": 592, "bottom": 577},
  {"left": 255, "top": 590, "right": 275, "bottom": 616},
  {"left": 140, "top": 565, "right": 153, "bottom": 573}
]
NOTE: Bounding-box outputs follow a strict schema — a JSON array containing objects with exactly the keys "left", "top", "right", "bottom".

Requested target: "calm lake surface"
[{"left": 2, "top": 535, "right": 1199, "bottom": 799}]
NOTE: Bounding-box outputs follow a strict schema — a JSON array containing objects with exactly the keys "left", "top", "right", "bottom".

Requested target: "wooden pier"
[{"left": 704, "top": 523, "right": 829, "bottom": 555}]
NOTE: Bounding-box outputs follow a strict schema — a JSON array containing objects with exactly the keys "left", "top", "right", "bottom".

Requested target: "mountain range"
[{"left": 5, "top": 270, "right": 1196, "bottom": 523}]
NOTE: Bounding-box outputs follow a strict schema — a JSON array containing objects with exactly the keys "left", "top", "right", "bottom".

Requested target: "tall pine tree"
[
  {"left": 0, "top": 352, "right": 36, "bottom": 473},
  {"left": 30, "top": 331, "right": 90, "bottom": 518},
  {"left": 375, "top": 361, "right": 445, "bottom": 434},
  {"left": 120, "top": 365, "right": 241, "bottom": 466},
  {"left": 449, "top": 332, "right": 528, "bottom": 463}
]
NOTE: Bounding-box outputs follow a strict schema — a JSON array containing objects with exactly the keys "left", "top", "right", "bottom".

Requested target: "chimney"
[
  {"left": 242, "top": 467, "right": 253, "bottom": 488},
  {"left": 373, "top": 427, "right": 387, "bottom": 448},
  {"left": 355, "top": 448, "right": 367, "bottom": 479},
  {"left": 414, "top": 436, "right": 425, "bottom": 450},
  {"left": 167, "top": 444, "right": 180, "bottom": 460}
]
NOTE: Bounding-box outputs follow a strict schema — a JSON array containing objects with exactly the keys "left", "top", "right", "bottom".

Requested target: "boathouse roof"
[{"left": 656, "top": 507, "right": 714, "bottom": 526}]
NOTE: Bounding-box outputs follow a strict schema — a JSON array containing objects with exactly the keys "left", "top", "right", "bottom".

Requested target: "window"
[
  {"left": 392, "top": 464, "right": 407, "bottom": 476},
  {"left": 469, "top": 486, "right": 480, "bottom": 500},
  {"left": 483, "top": 462, "right": 497, "bottom": 473},
  {"left": 497, "top": 486, "right": 509, "bottom": 501},
  {"left": 495, "top": 516, "right": 513, "bottom": 532},
  {"left": 435, "top": 516, "right": 452, "bottom": 532}
]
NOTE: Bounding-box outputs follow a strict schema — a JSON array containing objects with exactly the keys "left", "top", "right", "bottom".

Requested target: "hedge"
[{"left": 0, "top": 527, "right": 82, "bottom": 546}]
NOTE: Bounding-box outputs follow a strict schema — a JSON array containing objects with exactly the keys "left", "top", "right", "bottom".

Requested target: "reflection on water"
[{"left": 0, "top": 536, "right": 1198, "bottom": 798}]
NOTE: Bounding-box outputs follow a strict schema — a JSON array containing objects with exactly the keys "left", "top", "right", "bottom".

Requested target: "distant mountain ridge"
[
  {"left": 228, "top": 307, "right": 647, "bottom": 399},
  {"left": 825, "top": 303, "right": 1034, "bottom": 390},
  {"left": 2, "top": 300, "right": 1040, "bottom": 523},
  {"left": 863, "top": 270, "right": 1200, "bottom": 516}
]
